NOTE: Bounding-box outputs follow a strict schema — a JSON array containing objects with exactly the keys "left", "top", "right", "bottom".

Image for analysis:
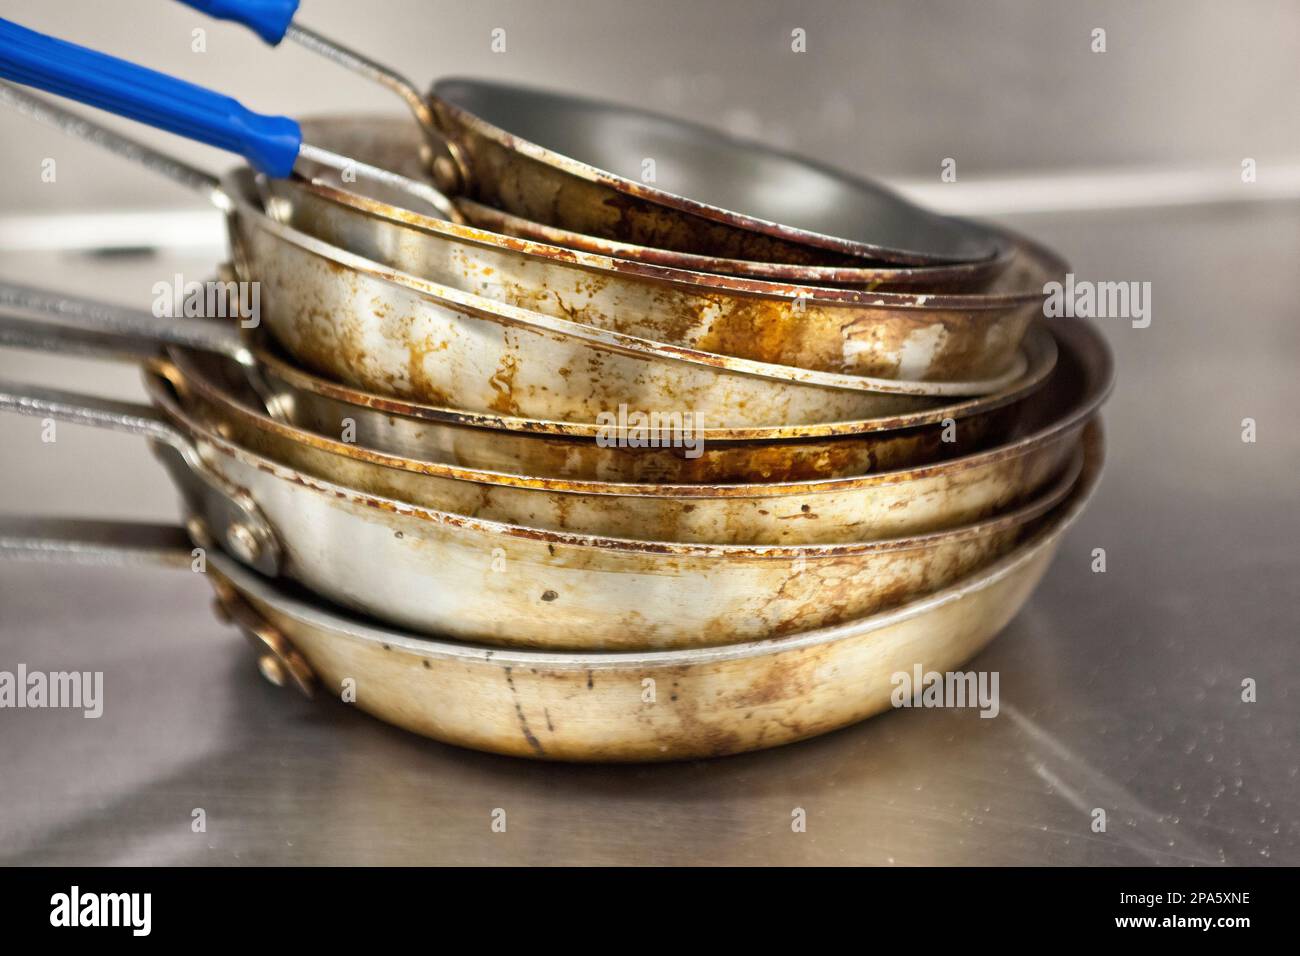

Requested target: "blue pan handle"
[
  {"left": 176, "top": 0, "right": 300, "bottom": 46},
  {"left": 0, "top": 16, "right": 301, "bottom": 176}
]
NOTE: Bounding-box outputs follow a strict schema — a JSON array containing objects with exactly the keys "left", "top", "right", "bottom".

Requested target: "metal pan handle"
[
  {"left": 0, "top": 516, "right": 196, "bottom": 568},
  {"left": 0, "top": 373, "right": 281, "bottom": 577},
  {"left": 0, "top": 516, "right": 314, "bottom": 695},
  {"left": 175, "top": 0, "right": 474, "bottom": 193},
  {"left": 0, "top": 310, "right": 306, "bottom": 690},
  {"left": 0, "top": 281, "right": 253, "bottom": 365},
  {"left": 0, "top": 79, "right": 227, "bottom": 204},
  {"left": 0, "top": 312, "right": 162, "bottom": 362},
  {"left": 0, "top": 280, "right": 290, "bottom": 428}
]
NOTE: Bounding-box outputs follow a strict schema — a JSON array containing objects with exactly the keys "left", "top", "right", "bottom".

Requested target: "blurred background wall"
[{"left": 1, "top": 0, "right": 1298, "bottom": 215}]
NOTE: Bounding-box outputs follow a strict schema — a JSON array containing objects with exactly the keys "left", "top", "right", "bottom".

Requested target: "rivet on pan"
[
  {"left": 209, "top": 597, "right": 233, "bottom": 626},
  {"left": 185, "top": 515, "right": 212, "bottom": 547},
  {"left": 432, "top": 156, "right": 462, "bottom": 194},
  {"left": 226, "top": 523, "right": 261, "bottom": 564},
  {"left": 257, "top": 654, "right": 287, "bottom": 688}
]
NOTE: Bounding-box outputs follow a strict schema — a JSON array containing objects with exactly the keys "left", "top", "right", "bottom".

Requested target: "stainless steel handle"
[
  {"left": 282, "top": 23, "right": 473, "bottom": 195},
  {"left": 0, "top": 378, "right": 282, "bottom": 577},
  {"left": 0, "top": 280, "right": 252, "bottom": 364},
  {"left": 0, "top": 79, "right": 228, "bottom": 207},
  {"left": 0, "top": 313, "right": 160, "bottom": 362},
  {"left": 0, "top": 377, "right": 184, "bottom": 448},
  {"left": 0, "top": 281, "right": 290, "bottom": 440},
  {"left": 0, "top": 515, "right": 315, "bottom": 696},
  {"left": 0, "top": 516, "right": 195, "bottom": 568}
]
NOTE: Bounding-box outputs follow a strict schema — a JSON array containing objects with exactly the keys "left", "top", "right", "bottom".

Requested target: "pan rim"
[
  {"left": 450, "top": 194, "right": 1017, "bottom": 290},
  {"left": 147, "top": 360, "right": 1086, "bottom": 558},
  {"left": 166, "top": 318, "right": 1105, "bottom": 501},
  {"left": 271, "top": 153, "right": 1054, "bottom": 311},
  {"left": 428, "top": 78, "right": 1007, "bottom": 267},
  {"left": 231, "top": 178, "right": 1026, "bottom": 397},
  {"left": 206, "top": 420, "right": 1104, "bottom": 669},
  {"left": 249, "top": 321, "right": 1058, "bottom": 441}
]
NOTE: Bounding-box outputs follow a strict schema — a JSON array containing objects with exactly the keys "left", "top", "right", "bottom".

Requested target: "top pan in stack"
[
  {"left": 226, "top": 122, "right": 1065, "bottom": 426},
  {"left": 2, "top": 10, "right": 1052, "bottom": 422},
  {"left": 248, "top": 120, "right": 1060, "bottom": 403},
  {"left": 277, "top": 116, "right": 1057, "bottom": 382}
]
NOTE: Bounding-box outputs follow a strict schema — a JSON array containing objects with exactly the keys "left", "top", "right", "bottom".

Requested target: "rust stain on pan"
[
  {"left": 167, "top": 320, "right": 1104, "bottom": 502},
  {"left": 455, "top": 196, "right": 1014, "bottom": 290},
  {"left": 280, "top": 118, "right": 1066, "bottom": 383},
  {"left": 200, "top": 424, "right": 1105, "bottom": 759},
  {"left": 249, "top": 322, "right": 1057, "bottom": 442},
  {"left": 142, "top": 318, "right": 1105, "bottom": 548}
]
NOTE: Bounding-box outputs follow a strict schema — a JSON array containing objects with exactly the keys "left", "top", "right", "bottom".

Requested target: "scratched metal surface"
[{"left": 0, "top": 200, "right": 1297, "bottom": 865}]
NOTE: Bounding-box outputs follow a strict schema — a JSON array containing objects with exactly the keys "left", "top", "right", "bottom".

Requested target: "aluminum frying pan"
[
  {"left": 295, "top": 112, "right": 1018, "bottom": 292},
  {"left": 0, "top": 280, "right": 1061, "bottom": 484},
  {"left": 0, "top": 308, "right": 1090, "bottom": 548},
  {"left": 292, "top": 114, "right": 1015, "bottom": 291},
  {"left": 0, "top": 429, "right": 1101, "bottom": 762},
  {"left": 177, "top": 0, "right": 1009, "bottom": 267},
  {"left": 0, "top": 367, "right": 1088, "bottom": 649}
]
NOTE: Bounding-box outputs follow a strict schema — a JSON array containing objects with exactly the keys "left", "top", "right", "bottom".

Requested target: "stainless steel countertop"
[{"left": 0, "top": 202, "right": 1296, "bottom": 866}]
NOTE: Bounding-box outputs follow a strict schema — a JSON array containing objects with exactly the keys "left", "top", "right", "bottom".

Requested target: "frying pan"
[
  {"left": 294, "top": 125, "right": 1015, "bottom": 291},
  {"left": 177, "top": 0, "right": 1009, "bottom": 267},
  {"left": 293, "top": 116, "right": 1014, "bottom": 292},
  {"left": 284, "top": 117, "right": 1031, "bottom": 307},
  {"left": 453, "top": 197, "right": 1014, "bottom": 290},
  {"left": 0, "top": 423, "right": 1103, "bottom": 761},
  {"left": 280, "top": 118, "right": 1063, "bottom": 380},
  {"left": 0, "top": 279, "right": 1061, "bottom": 484},
  {"left": 0, "top": 82, "right": 1047, "bottom": 387},
  {"left": 0, "top": 307, "right": 1087, "bottom": 547},
  {"left": 227, "top": 174, "right": 1022, "bottom": 422},
  {"left": 0, "top": 356, "right": 1087, "bottom": 648},
  {"left": 0, "top": 82, "right": 1022, "bottom": 424}
]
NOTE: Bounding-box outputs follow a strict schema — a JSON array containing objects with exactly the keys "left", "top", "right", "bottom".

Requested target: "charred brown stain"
[
  {"left": 432, "top": 102, "right": 1061, "bottom": 286},
  {"left": 486, "top": 351, "right": 520, "bottom": 416},
  {"left": 163, "top": 365, "right": 1083, "bottom": 566},
  {"left": 503, "top": 666, "right": 545, "bottom": 756}
]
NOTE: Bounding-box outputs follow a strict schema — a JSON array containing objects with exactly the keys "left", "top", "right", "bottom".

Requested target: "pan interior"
[{"left": 434, "top": 78, "right": 1006, "bottom": 265}]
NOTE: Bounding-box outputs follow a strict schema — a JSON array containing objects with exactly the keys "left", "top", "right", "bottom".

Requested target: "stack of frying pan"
[{"left": 0, "top": 3, "right": 1110, "bottom": 761}]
